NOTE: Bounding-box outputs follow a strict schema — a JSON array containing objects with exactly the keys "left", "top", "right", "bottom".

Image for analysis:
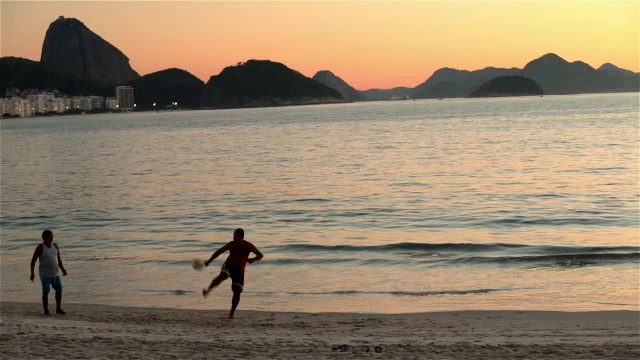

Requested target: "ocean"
[{"left": 1, "top": 93, "right": 638, "bottom": 313}]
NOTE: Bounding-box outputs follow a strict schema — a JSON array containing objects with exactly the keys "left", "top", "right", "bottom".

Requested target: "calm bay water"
[{"left": 1, "top": 93, "right": 638, "bottom": 313}]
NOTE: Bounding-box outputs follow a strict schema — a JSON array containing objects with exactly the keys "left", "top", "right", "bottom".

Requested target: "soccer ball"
[{"left": 192, "top": 258, "right": 205, "bottom": 271}]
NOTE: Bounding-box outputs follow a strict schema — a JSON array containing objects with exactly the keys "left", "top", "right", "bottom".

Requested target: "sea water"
[{"left": 1, "top": 93, "right": 638, "bottom": 313}]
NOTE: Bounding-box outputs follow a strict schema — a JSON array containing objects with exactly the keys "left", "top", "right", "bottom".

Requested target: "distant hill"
[
  {"left": 521, "top": 53, "right": 639, "bottom": 94},
  {"left": 412, "top": 67, "right": 520, "bottom": 99},
  {"left": 468, "top": 75, "right": 544, "bottom": 97},
  {"left": 411, "top": 81, "right": 465, "bottom": 99},
  {"left": 200, "top": 60, "right": 344, "bottom": 108},
  {"left": 598, "top": 63, "right": 638, "bottom": 77},
  {"left": 122, "top": 68, "right": 204, "bottom": 109},
  {"left": 596, "top": 63, "right": 640, "bottom": 93},
  {"left": 41, "top": 16, "right": 139, "bottom": 85},
  {"left": 405, "top": 54, "right": 638, "bottom": 99},
  {"left": 312, "top": 70, "right": 366, "bottom": 101},
  {"left": 0, "top": 57, "right": 112, "bottom": 97},
  {"left": 521, "top": 53, "right": 604, "bottom": 94},
  {"left": 360, "top": 87, "right": 414, "bottom": 101}
]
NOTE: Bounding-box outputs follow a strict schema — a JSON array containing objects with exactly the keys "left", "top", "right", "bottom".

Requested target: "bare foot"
[
  {"left": 56, "top": 309, "right": 66, "bottom": 315},
  {"left": 202, "top": 289, "right": 209, "bottom": 298},
  {"left": 44, "top": 310, "right": 51, "bottom": 316},
  {"left": 228, "top": 314, "right": 235, "bottom": 319}
]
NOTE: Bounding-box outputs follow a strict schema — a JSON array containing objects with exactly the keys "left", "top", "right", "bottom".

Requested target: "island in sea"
[
  {"left": 200, "top": 60, "right": 346, "bottom": 109},
  {"left": 468, "top": 75, "right": 544, "bottom": 97}
]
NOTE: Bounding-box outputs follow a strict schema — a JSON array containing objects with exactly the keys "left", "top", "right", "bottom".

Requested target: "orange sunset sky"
[{"left": 1, "top": 1, "right": 638, "bottom": 90}]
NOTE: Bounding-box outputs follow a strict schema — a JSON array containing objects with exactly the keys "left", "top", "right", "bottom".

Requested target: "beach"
[{"left": 1, "top": 302, "right": 638, "bottom": 359}]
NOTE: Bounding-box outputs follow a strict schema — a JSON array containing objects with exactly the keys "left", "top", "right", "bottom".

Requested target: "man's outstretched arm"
[
  {"left": 30, "top": 245, "right": 43, "bottom": 281},
  {"left": 205, "top": 243, "right": 230, "bottom": 266},
  {"left": 54, "top": 243, "right": 67, "bottom": 276},
  {"left": 248, "top": 245, "right": 263, "bottom": 264}
]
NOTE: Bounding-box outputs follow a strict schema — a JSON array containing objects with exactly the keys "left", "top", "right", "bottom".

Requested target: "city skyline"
[{"left": 2, "top": 1, "right": 638, "bottom": 90}]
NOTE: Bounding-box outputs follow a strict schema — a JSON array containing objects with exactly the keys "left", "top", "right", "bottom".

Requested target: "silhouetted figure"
[{"left": 202, "top": 228, "right": 263, "bottom": 319}]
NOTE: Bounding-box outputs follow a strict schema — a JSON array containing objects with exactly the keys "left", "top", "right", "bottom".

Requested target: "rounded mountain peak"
[
  {"left": 51, "top": 16, "right": 85, "bottom": 27},
  {"left": 536, "top": 53, "right": 568, "bottom": 64},
  {"left": 598, "top": 63, "right": 620, "bottom": 71},
  {"left": 314, "top": 70, "right": 336, "bottom": 77}
]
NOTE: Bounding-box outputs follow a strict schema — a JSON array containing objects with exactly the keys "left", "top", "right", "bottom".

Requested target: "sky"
[{"left": 1, "top": 1, "right": 638, "bottom": 90}]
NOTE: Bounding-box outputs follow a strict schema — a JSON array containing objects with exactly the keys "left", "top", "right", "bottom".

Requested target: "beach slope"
[{"left": 1, "top": 302, "right": 638, "bottom": 359}]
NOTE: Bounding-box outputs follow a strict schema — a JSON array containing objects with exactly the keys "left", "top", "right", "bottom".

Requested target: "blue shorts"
[{"left": 40, "top": 276, "right": 63, "bottom": 294}]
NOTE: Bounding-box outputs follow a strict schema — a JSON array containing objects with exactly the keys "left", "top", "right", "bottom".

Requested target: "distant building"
[
  {"left": 3, "top": 90, "right": 105, "bottom": 118},
  {"left": 105, "top": 97, "right": 118, "bottom": 110},
  {"left": 0, "top": 98, "right": 36, "bottom": 117},
  {"left": 20, "top": 99, "right": 36, "bottom": 117},
  {"left": 89, "top": 96, "right": 104, "bottom": 110},
  {"left": 81, "top": 97, "right": 93, "bottom": 111},
  {"left": 27, "top": 93, "right": 55, "bottom": 113},
  {"left": 53, "top": 98, "right": 65, "bottom": 113},
  {"left": 0, "top": 99, "right": 9, "bottom": 115},
  {"left": 115, "top": 86, "right": 134, "bottom": 110},
  {"left": 72, "top": 97, "right": 83, "bottom": 110},
  {"left": 64, "top": 98, "right": 73, "bottom": 111}
]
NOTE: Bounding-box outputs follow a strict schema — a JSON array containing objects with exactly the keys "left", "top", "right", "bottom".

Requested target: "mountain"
[
  {"left": 360, "top": 87, "right": 414, "bottom": 101},
  {"left": 597, "top": 63, "right": 640, "bottom": 92},
  {"left": 41, "top": 16, "right": 139, "bottom": 85},
  {"left": 122, "top": 68, "right": 204, "bottom": 109},
  {"left": 520, "top": 53, "right": 608, "bottom": 94},
  {"left": 200, "top": 60, "right": 344, "bottom": 108},
  {"left": 409, "top": 54, "right": 638, "bottom": 98},
  {"left": 312, "top": 71, "right": 366, "bottom": 101},
  {"left": 0, "top": 57, "right": 112, "bottom": 97},
  {"left": 598, "top": 63, "right": 637, "bottom": 77},
  {"left": 411, "top": 81, "right": 465, "bottom": 99},
  {"left": 412, "top": 66, "right": 520, "bottom": 99},
  {"left": 468, "top": 75, "right": 544, "bottom": 97}
]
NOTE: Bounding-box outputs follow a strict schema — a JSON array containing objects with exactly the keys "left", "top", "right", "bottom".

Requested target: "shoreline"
[
  {"left": 0, "top": 98, "right": 352, "bottom": 121},
  {"left": 2, "top": 91, "right": 637, "bottom": 121},
  {"left": 2, "top": 302, "right": 638, "bottom": 359}
]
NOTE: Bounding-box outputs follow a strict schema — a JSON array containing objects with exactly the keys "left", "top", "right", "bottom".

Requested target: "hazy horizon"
[{"left": 2, "top": 1, "right": 638, "bottom": 90}]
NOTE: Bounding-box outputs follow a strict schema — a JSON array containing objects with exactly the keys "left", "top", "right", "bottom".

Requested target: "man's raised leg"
[{"left": 203, "top": 273, "right": 228, "bottom": 297}]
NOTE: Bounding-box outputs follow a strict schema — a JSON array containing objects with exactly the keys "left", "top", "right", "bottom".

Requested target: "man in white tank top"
[{"left": 30, "top": 230, "right": 67, "bottom": 315}]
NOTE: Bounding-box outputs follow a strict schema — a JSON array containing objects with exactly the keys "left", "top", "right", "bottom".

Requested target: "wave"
[
  {"left": 266, "top": 242, "right": 638, "bottom": 255},
  {"left": 262, "top": 258, "right": 405, "bottom": 266},
  {"left": 128, "top": 251, "right": 639, "bottom": 269},
  {"left": 252, "top": 288, "right": 514, "bottom": 297},
  {"left": 266, "top": 242, "right": 528, "bottom": 253},
  {"left": 88, "top": 240, "right": 639, "bottom": 269},
  {"left": 135, "top": 289, "right": 195, "bottom": 296},
  {"left": 450, "top": 252, "right": 640, "bottom": 267},
  {"left": 291, "top": 198, "right": 332, "bottom": 203},
  {"left": 258, "top": 253, "right": 639, "bottom": 267},
  {"left": 478, "top": 217, "right": 623, "bottom": 227},
  {"left": 258, "top": 242, "right": 640, "bottom": 268}
]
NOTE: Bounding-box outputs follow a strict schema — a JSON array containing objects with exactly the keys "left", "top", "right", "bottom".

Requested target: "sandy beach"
[{"left": 1, "top": 302, "right": 638, "bottom": 359}]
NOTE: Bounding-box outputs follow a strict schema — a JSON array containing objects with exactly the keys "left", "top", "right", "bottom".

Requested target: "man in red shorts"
[{"left": 203, "top": 228, "right": 264, "bottom": 318}]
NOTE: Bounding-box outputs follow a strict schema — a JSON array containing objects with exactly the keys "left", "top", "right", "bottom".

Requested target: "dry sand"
[{"left": 1, "top": 302, "right": 638, "bottom": 359}]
